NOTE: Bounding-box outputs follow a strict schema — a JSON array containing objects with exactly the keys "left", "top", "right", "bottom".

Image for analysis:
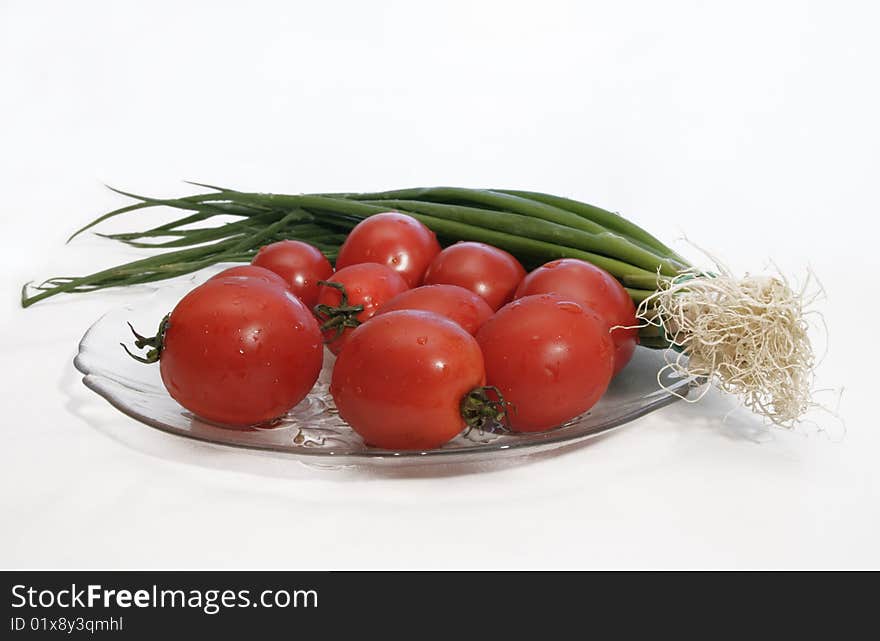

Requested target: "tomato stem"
[
  {"left": 461, "top": 385, "right": 512, "bottom": 434},
  {"left": 121, "top": 313, "right": 170, "bottom": 364},
  {"left": 312, "top": 281, "right": 365, "bottom": 342}
]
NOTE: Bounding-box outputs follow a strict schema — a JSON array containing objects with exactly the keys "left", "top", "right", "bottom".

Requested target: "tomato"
[
  {"left": 251, "top": 240, "right": 334, "bottom": 307},
  {"left": 514, "top": 259, "right": 638, "bottom": 375},
  {"left": 374, "top": 284, "right": 493, "bottom": 336},
  {"left": 476, "top": 294, "right": 614, "bottom": 432},
  {"left": 314, "top": 263, "right": 409, "bottom": 354},
  {"left": 334, "top": 212, "right": 441, "bottom": 287},
  {"left": 330, "top": 310, "right": 492, "bottom": 450},
  {"left": 129, "top": 277, "right": 323, "bottom": 428},
  {"left": 422, "top": 241, "right": 526, "bottom": 311},
  {"left": 209, "top": 265, "right": 290, "bottom": 290}
]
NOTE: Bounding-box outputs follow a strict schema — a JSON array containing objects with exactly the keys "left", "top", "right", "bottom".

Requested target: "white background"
[{"left": 1, "top": 0, "right": 877, "bottom": 569}]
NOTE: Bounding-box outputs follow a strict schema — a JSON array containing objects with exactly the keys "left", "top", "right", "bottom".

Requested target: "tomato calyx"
[
  {"left": 121, "top": 313, "right": 170, "bottom": 364},
  {"left": 460, "top": 385, "right": 511, "bottom": 434},
  {"left": 312, "top": 281, "right": 365, "bottom": 341}
]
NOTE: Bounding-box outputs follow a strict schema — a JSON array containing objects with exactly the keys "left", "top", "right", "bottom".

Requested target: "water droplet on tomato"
[
  {"left": 556, "top": 301, "right": 582, "bottom": 313},
  {"left": 416, "top": 336, "right": 428, "bottom": 345}
]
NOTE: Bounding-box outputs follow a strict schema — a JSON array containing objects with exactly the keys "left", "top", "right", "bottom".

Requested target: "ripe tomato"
[
  {"left": 251, "top": 240, "right": 334, "bottom": 307},
  {"left": 334, "top": 212, "right": 441, "bottom": 287},
  {"left": 514, "top": 259, "right": 638, "bottom": 375},
  {"left": 422, "top": 241, "right": 526, "bottom": 311},
  {"left": 330, "top": 310, "right": 490, "bottom": 450},
  {"left": 134, "top": 277, "right": 324, "bottom": 427},
  {"left": 209, "top": 264, "right": 290, "bottom": 290},
  {"left": 314, "top": 263, "right": 409, "bottom": 354},
  {"left": 374, "top": 284, "right": 493, "bottom": 336},
  {"left": 476, "top": 294, "right": 614, "bottom": 432}
]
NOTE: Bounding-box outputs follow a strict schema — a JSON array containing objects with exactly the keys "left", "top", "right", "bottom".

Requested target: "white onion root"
[{"left": 636, "top": 264, "right": 821, "bottom": 427}]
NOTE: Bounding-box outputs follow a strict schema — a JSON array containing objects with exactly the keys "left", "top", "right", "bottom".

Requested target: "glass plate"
[{"left": 73, "top": 275, "right": 703, "bottom": 466}]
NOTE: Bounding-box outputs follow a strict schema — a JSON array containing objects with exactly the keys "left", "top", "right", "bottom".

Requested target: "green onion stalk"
[{"left": 22, "top": 184, "right": 817, "bottom": 426}]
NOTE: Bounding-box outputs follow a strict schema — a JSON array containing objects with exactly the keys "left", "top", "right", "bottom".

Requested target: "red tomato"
[
  {"left": 374, "top": 284, "right": 493, "bottom": 336},
  {"left": 152, "top": 277, "right": 323, "bottom": 427},
  {"left": 422, "top": 241, "right": 526, "bottom": 311},
  {"left": 334, "top": 212, "right": 441, "bottom": 287},
  {"left": 314, "top": 263, "right": 409, "bottom": 354},
  {"left": 514, "top": 259, "right": 638, "bottom": 375},
  {"left": 209, "top": 265, "right": 290, "bottom": 290},
  {"left": 476, "top": 294, "right": 614, "bottom": 432},
  {"left": 330, "top": 310, "right": 488, "bottom": 450},
  {"left": 251, "top": 240, "right": 334, "bottom": 308}
]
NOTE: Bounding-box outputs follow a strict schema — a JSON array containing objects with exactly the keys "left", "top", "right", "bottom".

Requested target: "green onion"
[{"left": 22, "top": 185, "right": 688, "bottom": 312}]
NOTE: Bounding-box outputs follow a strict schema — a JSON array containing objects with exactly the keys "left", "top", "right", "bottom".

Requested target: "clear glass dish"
[{"left": 73, "top": 276, "right": 702, "bottom": 466}]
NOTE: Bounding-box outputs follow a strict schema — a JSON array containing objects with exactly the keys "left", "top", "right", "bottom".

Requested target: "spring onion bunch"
[{"left": 22, "top": 184, "right": 817, "bottom": 426}]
